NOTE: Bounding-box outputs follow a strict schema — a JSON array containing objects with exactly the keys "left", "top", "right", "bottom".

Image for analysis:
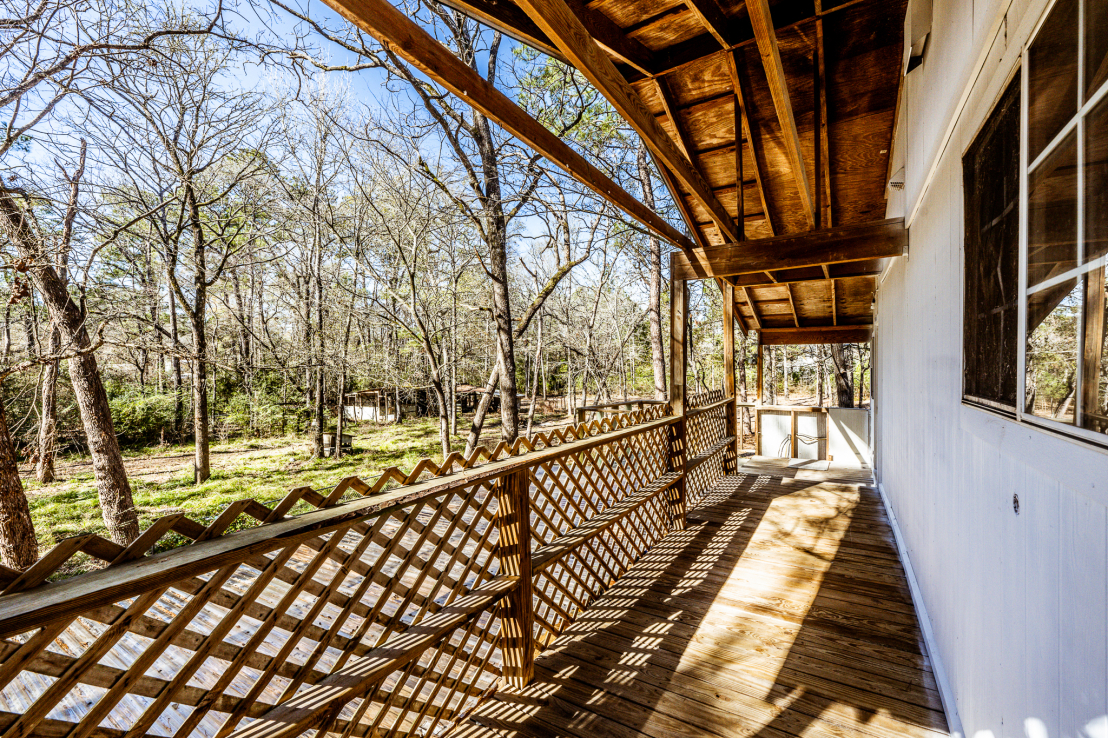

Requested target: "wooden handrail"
[
  {"left": 0, "top": 415, "right": 678, "bottom": 639},
  {"left": 685, "top": 395, "right": 734, "bottom": 418},
  {"left": 579, "top": 399, "right": 667, "bottom": 411},
  {"left": 687, "top": 436, "right": 737, "bottom": 472}
]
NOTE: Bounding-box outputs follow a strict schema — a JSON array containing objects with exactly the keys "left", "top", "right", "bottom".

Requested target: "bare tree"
[
  {"left": 636, "top": 142, "right": 667, "bottom": 401},
  {"left": 89, "top": 34, "right": 276, "bottom": 482}
]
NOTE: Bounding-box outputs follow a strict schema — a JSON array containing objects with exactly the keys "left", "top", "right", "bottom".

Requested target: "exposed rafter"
[
  {"left": 656, "top": 77, "right": 697, "bottom": 162},
  {"left": 671, "top": 218, "right": 907, "bottom": 280},
  {"left": 649, "top": 149, "right": 710, "bottom": 249},
  {"left": 511, "top": 0, "right": 741, "bottom": 242},
  {"left": 564, "top": 0, "right": 657, "bottom": 75},
  {"left": 681, "top": 0, "right": 734, "bottom": 48},
  {"left": 726, "top": 51, "right": 774, "bottom": 236},
  {"left": 742, "top": 286, "right": 763, "bottom": 330},
  {"left": 730, "top": 263, "right": 884, "bottom": 288},
  {"left": 785, "top": 283, "right": 800, "bottom": 327},
  {"left": 814, "top": 1, "right": 833, "bottom": 228},
  {"left": 747, "top": 0, "right": 814, "bottom": 228},
  {"left": 318, "top": 0, "right": 694, "bottom": 251},
  {"left": 436, "top": 0, "right": 566, "bottom": 62}
]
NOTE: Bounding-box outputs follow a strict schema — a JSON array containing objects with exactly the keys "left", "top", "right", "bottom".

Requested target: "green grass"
[{"left": 23, "top": 416, "right": 531, "bottom": 578}]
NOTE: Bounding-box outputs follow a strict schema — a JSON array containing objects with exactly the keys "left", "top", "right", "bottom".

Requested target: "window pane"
[
  {"left": 1028, "top": 0, "right": 1078, "bottom": 161},
  {"left": 1086, "top": 0, "right": 1108, "bottom": 100},
  {"left": 1028, "top": 131, "right": 1078, "bottom": 287},
  {"left": 963, "top": 75, "right": 1020, "bottom": 408},
  {"left": 1086, "top": 93, "right": 1108, "bottom": 262},
  {"left": 1081, "top": 266, "right": 1108, "bottom": 433},
  {"left": 1026, "top": 277, "right": 1082, "bottom": 424}
]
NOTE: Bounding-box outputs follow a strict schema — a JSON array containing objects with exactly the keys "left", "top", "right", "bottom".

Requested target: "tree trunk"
[
  {"left": 36, "top": 324, "right": 59, "bottom": 483},
  {"left": 167, "top": 286, "right": 183, "bottom": 440},
  {"left": 636, "top": 144, "right": 667, "bottom": 401},
  {"left": 335, "top": 370, "right": 345, "bottom": 459},
  {"left": 0, "top": 386, "right": 37, "bottom": 569},
  {"left": 830, "top": 343, "right": 854, "bottom": 408},
  {"left": 526, "top": 312, "right": 543, "bottom": 438},
  {"left": 464, "top": 367, "right": 500, "bottom": 456},
  {"left": 190, "top": 317, "right": 211, "bottom": 483},
  {"left": 0, "top": 187, "right": 139, "bottom": 544}
]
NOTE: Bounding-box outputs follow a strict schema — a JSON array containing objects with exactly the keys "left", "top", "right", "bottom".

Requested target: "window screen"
[{"left": 963, "top": 74, "right": 1021, "bottom": 409}]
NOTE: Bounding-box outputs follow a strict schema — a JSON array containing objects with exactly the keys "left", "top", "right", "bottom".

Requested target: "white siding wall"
[{"left": 878, "top": 0, "right": 1108, "bottom": 735}]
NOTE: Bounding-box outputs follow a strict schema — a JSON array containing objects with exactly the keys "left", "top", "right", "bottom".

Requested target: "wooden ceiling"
[
  {"left": 438, "top": 0, "right": 908, "bottom": 342},
  {"left": 329, "top": 0, "right": 910, "bottom": 343}
]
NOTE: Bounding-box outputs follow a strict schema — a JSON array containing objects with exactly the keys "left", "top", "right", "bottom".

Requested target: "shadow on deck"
[{"left": 455, "top": 462, "right": 949, "bottom": 738}]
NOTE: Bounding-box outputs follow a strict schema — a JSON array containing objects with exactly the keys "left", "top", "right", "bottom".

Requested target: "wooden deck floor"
[{"left": 454, "top": 465, "right": 950, "bottom": 738}]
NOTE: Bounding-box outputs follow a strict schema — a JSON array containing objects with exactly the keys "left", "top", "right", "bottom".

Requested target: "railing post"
[
  {"left": 669, "top": 272, "right": 688, "bottom": 529},
  {"left": 496, "top": 467, "right": 534, "bottom": 690},
  {"left": 667, "top": 418, "right": 687, "bottom": 529},
  {"left": 722, "top": 282, "right": 738, "bottom": 473}
]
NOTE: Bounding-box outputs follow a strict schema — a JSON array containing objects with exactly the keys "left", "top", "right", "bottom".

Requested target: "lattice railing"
[
  {"left": 684, "top": 389, "right": 735, "bottom": 507},
  {"left": 0, "top": 404, "right": 678, "bottom": 738}
]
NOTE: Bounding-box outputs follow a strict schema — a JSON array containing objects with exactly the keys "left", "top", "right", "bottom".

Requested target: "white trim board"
[{"left": 876, "top": 482, "right": 965, "bottom": 738}]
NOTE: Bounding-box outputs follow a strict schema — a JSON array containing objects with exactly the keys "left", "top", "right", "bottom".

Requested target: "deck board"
[{"left": 455, "top": 468, "right": 949, "bottom": 738}]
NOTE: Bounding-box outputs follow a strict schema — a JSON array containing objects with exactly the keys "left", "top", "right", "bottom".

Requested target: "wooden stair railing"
[{"left": 0, "top": 402, "right": 747, "bottom": 738}]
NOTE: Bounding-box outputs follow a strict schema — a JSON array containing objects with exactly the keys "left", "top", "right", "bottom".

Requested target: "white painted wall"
[{"left": 878, "top": 0, "right": 1108, "bottom": 735}]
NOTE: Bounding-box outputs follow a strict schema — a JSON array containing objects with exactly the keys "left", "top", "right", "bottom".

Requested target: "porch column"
[
  {"left": 668, "top": 276, "right": 687, "bottom": 528},
  {"left": 670, "top": 277, "right": 687, "bottom": 415},
  {"left": 722, "top": 282, "right": 738, "bottom": 472},
  {"left": 755, "top": 341, "right": 764, "bottom": 454}
]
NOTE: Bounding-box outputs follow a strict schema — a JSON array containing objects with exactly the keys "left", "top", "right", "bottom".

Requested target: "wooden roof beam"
[
  {"left": 682, "top": 0, "right": 735, "bottom": 48},
  {"left": 726, "top": 51, "right": 774, "bottom": 236},
  {"left": 747, "top": 0, "right": 814, "bottom": 229},
  {"left": 729, "top": 264, "right": 883, "bottom": 288},
  {"left": 814, "top": 2, "right": 832, "bottom": 228},
  {"left": 785, "top": 283, "right": 800, "bottom": 327},
  {"left": 742, "top": 286, "right": 763, "bottom": 330},
  {"left": 760, "top": 325, "right": 872, "bottom": 345},
  {"left": 564, "top": 0, "right": 657, "bottom": 76},
  {"left": 671, "top": 218, "right": 906, "bottom": 281},
  {"left": 656, "top": 77, "right": 697, "bottom": 162},
  {"left": 512, "top": 0, "right": 741, "bottom": 243},
  {"left": 649, "top": 149, "right": 710, "bottom": 249},
  {"left": 628, "top": 0, "right": 875, "bottom": 83},
  {"left": 318, "top": 0, "right": 693, "bottom": 251},
  {"left": 436, "top": 0, "right": 565, "bottom": 62}
]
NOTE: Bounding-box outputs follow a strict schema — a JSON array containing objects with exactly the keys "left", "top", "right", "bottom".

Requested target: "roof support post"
[{"left": 723, "top": 282, "right": 738, "bottom": 472}]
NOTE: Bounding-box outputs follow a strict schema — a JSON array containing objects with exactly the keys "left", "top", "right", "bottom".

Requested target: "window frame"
[{"left": 1016, "top": 0, "right": 1108, "bottom": 447}]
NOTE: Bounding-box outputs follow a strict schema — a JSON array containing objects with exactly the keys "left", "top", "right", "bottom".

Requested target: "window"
[
  {"left": 1021, "top": 0, "right": 1108, "bottom": 438},
  {"left": 964, "top": 75, "right": 1021, "bottom": 411}
]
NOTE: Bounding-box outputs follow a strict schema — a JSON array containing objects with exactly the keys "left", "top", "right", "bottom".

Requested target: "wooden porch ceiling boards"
[{"left": 452, "top": 0, "right": 906, "bottom": 339}]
